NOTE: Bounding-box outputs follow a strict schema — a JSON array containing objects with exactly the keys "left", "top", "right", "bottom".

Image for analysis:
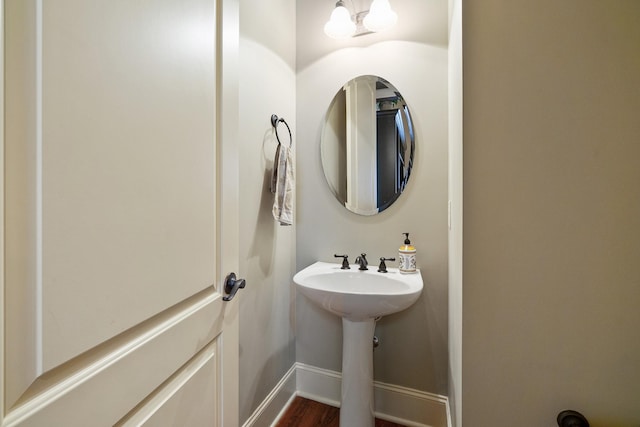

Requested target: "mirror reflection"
[{"left": 321, "top": 75, "right": 415, "bottom": 215}]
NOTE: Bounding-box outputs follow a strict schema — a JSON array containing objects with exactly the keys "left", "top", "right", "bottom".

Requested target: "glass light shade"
[
  {"left": 363, "top": 0, "right": 398, "bottom": 32},
  {"left": 324, "top": 4, "right": 356, "bottom": 38}
]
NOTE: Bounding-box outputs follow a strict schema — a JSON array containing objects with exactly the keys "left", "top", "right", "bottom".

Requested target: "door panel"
[
  {"left": 5, "top": 290, "right": 222, "bottom": 427},
  {"left": 115, "top": 340, "right": 218, "bottom": 426},
  {"left": 2, "top": 0, "right": 238, "bottom": 425},
  {"left": 41, "top": 0, "right": 217, "bottom": 370},
  {"left": 4, "top": 0, "right": 40, "bottom": 407}
]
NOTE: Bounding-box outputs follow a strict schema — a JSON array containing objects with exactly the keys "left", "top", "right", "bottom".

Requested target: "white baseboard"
[
  {"left": 241, "top": 364, "right": 297, "bottom": 427},
  {"left": 244, "top": 363, "right": 450, "bottom": 427}
]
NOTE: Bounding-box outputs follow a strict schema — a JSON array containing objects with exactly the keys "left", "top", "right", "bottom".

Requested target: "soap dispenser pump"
[{"left": 399, "top": 233, "right": 417, "bottom": 274}]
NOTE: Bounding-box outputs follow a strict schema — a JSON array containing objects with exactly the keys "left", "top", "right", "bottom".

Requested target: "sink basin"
[
  {"left": 294, "top": 261, "right": 424, "bottom": 426},
  {"left": 293, "top": 261, "right": 423, "bottom": 320}
]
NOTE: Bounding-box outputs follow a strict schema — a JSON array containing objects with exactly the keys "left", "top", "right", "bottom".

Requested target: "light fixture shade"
[
  {"left": 324, "top": 2, "right": 356, "bottom": 39},
  {"left": 363, "top": 0, "right": 398, "bottom": 32}
]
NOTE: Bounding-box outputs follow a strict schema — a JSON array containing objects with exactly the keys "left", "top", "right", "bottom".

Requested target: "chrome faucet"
[{"left": 354, "top": 253, "right": 368, "bottom": 271}]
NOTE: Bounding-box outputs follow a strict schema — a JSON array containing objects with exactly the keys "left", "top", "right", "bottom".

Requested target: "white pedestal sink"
[{"left": 293, "top": 262, "right": 423, "bottom": 427}]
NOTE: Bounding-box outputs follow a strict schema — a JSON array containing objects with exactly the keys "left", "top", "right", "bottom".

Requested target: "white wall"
[
  {"left": 447, "top": 0, "right": 463, "bottom": 425},
  {"left": 238, "top": 0, "right": 297, "bottom": 423},
  {"left": 296, "top": 19, "right": 450, "bottom": 397},
  {"left": 462, "top": 1, "right": 640, "bottom": 425}
]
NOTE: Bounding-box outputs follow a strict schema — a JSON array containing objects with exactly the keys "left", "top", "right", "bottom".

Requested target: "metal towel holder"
[{"left": 271, "top": 114, "right": 292, "bottom": 148}]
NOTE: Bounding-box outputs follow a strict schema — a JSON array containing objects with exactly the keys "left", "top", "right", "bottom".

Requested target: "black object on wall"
[{"left": 557, "top": 410, "right": 589, "bottom": 427}]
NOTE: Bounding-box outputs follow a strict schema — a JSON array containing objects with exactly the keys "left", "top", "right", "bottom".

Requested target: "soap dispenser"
[{"left": 399, "top": 233, "right": 417, "bottom": 274}]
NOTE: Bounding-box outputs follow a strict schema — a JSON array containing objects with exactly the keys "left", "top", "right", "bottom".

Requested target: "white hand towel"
[{"left": 271, "top": 144, "right": 294, "bottom": 226}]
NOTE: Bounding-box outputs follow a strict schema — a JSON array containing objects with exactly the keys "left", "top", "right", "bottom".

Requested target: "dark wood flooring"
[{"left": 275, "top": 396, "right": 406, "bottom": 427}]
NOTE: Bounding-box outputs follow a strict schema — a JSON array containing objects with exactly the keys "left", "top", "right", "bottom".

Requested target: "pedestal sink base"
[
  {"left": 340, "top": 318, "right": 375, "bottom": 427},
  {"left": 293, "top": 262, "right": 424, "bottom": 427}
]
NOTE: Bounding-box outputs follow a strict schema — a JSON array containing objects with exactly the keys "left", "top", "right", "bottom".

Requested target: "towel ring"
[{"left": 271, "top": 114, "right": 292, "bottom": 148}]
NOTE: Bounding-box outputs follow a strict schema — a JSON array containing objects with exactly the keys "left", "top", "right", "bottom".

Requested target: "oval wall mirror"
[{"left": 321, "top": 75, "right": 415, "bottom": 216}]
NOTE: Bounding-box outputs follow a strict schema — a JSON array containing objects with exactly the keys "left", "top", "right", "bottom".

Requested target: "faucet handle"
[
  {"left": 378, "top": 257, "right": 396, "bottom": 273},
  {"left": 334, "top": 254, "right": 350, "bottom": 269}
]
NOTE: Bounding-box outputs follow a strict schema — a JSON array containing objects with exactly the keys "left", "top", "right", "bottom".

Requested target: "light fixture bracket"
[
  {"left": 324, "top": 0, "right": 397, "bottom": 39},
  {"left": 353, "top": 11, "right": 374, "bottom": 37}
]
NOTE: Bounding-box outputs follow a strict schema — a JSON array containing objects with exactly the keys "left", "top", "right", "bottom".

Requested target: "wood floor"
[{"left": 275, "top": 396, "right": 406, "bottom": 427}]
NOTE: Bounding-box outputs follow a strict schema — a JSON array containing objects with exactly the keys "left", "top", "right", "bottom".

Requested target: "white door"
[{"left": 1, "top": 0, "right": 240, "bottom": 425}]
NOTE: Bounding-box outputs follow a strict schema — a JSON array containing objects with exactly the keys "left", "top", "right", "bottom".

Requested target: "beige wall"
[
  {"left": 296, "top": 37, "right": 449, "bottom": 397},
  {"left": 238, "top": 0, "right": 297, "bottom": 423},
  {"left": 462, "top": 1, "right": 640, "bottom": 425}
]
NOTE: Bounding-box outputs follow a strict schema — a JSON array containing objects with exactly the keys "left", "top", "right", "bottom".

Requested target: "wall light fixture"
[{"left": 324, "top": 0, "right": 398, "bottom": 39}]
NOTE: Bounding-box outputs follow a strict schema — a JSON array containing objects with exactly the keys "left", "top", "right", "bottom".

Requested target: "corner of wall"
[
  {"left": 238, "top": 0, "right": 298, "bottom": 424},
  {"left": 447, "top": 0, "right": 463, "bottom": 426}
]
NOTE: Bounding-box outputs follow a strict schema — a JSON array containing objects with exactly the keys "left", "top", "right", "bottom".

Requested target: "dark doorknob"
[
  {"left": 222, "top": 272, "right": 246, "bottom": 302},
  {"left": 557, "top": 410, "right": 589, "bottom": 427}
]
